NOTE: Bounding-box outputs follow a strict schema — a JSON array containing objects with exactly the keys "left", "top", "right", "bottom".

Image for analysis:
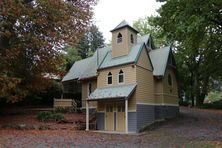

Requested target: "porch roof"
[{"left": 87, "top": 84, "right": 137, "bottom": 101}]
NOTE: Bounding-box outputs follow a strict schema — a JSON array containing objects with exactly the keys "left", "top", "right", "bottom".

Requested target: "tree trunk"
[
  {"left": 190, "top": 72, "right": 195, "bottom": 106},
  {"left": 196, "top": 76, "right": 209, "bottom": 107}
]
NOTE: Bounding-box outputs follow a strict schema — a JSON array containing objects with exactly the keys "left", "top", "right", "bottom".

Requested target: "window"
[
  {"left": 107, "top": 72, "right": 112, "bottom": 85},
  {"left": 118, "top": 70, "right": 124, "bottom": 83},
  {"left": 117, "top": 105, "right": 125, "bottom": 112},
  {"left": 117, "top": 33, "right": 122, "bottom": 43},
  {"left": 130, "top": 34, "right": 134, "bottom": 43},
  {"left": 88, "top": 82, "right": 92, "bottom": 96},
  {"left": 168, "top": 74, "right": 172, "bottom": 86},
  {"left": 106, "top": 105, "right": 113, "bottom": 112}
]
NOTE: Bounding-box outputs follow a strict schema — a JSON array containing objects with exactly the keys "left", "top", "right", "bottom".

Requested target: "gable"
[
  {"left": 167, "top": 51, "right": 176, "bottom": 67},
  {"left": 162, "top": 67, "right": 178, "bottom": 96},
  {"left": 136, "top": 47, "right": 153, "bottom": 71},
  {"left": 149, "top": 46, "right": 171, "bottom": 76}
]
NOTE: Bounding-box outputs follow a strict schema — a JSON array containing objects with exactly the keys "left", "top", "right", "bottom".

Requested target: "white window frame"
[
  {"left": 88, "top": 82, "right": 92, "bottom": 96},
  {"left": 168, "top": 74, "right": 173, "bottom": 87},
  {"left": 117, "top": 33, "right": 122, "bottom": 43},
  {"left": 130, "top": 34, "right": 134, "bottom": 44},
  {"left": 107, "top": 72, "right": 113, "bottom": 85},
  {"left": 118, "top": 70, "right": 124, "bottom": 84}
]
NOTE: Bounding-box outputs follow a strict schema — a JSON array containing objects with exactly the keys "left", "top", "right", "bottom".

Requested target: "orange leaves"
[{"left": 0, "top": 0, "right": 97, "bottom": 102}]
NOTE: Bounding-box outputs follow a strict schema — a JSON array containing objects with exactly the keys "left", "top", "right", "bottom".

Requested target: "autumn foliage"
[{"left": 0, "top": 0, "right": 97, "bottom": 102}]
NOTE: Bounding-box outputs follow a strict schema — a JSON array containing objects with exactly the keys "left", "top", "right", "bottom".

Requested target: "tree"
[
  {"left": 154, "top": 0, "right": 222, "bottom": 106},
  {"left": 62, "top": 25, "right": 105, "bottom": 71},
  {"left": 77, "top": 25, "right": 105, "bottom": 59},
  {"left": 64, "top": 47, "right": 82, "bottom": 71},
  {"left": 0, "top": 0, "right": 96, "bottom": 102},
  {"left": 133, "top": 16, "right": 169, "bottom": 48}
]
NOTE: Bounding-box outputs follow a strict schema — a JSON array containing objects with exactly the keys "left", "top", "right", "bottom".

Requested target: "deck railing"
[{"left": 53, "top": 98, "right": 76, "bottom": 108}]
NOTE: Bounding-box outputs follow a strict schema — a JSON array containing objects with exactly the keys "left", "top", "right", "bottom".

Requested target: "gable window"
[
  {"left": 168, "top": 74, "right": 172, "bottom": 86},
  {"left": 88, "top": 82, "right": 92, "bottom": 96},
  {"left": 118, "top": 70, "right": 124, "bottom": 83},
  {"left": 130, "top": 34, "right": 134, "bottom": 43},
  {"left": 117, "top": 33, "right": 122, "bottom": 43},
  {"left": 107, "top": 72, "right": 112, "bottom": 85}
]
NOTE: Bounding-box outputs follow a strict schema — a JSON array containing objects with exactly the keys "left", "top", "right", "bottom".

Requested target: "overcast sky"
[{"left": 93, "top": 0, "right": 163, "bottom": 43}]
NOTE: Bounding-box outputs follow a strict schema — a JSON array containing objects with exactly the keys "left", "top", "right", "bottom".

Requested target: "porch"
[{"left": 85, "top": 84, "right": 137, "bottom": 133}]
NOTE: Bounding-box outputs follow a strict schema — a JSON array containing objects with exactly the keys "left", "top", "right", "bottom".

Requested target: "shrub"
[
  {"left": 201, "top": 100, "right": 222, "bottom": 109},
  {"left": 179, "top": 100, "right": 190, "bottom": 106},
  {"left": 51, "top": 113, "right": 64, "bottom": 122},
  {"left": 54, "top": 107, "right": 77, "bottom": 113},
  {"left": 36, "top": 111, "right": 64, "bottom": 122}
]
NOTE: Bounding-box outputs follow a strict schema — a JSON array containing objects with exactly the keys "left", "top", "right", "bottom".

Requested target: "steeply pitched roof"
[
  {"left": 98, "top": 43, "right": 144, "bottom": 69},
  {"left": 62, "top": 35, "right": 172, "bottom": 81},
  {"left": 149, "top": 46, "right": 171, "bottom": 76},
  {"left": 110, "top": 20, "right": 139, "bottom": 33},
  {"left": 62, "top": 46, "right": 111, "bottom": 82},
  {"left": 98, "top": 35, "right": 150, "bottom": 70},
  {"left": 88, "top": 84, "right": 137, "bottom": 100},
  {"left": 62, "top": 35, "right": 150, "bottom": 82}
]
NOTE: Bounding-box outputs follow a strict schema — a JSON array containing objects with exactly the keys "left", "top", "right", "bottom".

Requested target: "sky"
[{"left": 93, "top": 0, "right": 163, "bottom": 43}]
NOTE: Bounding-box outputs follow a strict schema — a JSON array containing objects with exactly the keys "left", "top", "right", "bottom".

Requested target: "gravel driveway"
[{"left": 0, "top": 107, "right": 222, "bottom": 148}]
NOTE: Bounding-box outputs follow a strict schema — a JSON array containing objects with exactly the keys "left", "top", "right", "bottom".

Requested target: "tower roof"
[{"left": 110, "top": 20, "right": 139, "bottom": 33}]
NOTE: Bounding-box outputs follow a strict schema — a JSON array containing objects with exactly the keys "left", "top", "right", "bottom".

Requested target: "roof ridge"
[{"left": 110, "top": 20, "right": 139, "bottom": 33}]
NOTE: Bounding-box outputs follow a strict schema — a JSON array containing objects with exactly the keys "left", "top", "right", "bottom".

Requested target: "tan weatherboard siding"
[
  {"left": 97, "top": 96, "right": 136, "bottom": 112},
  {"left": 97, "top": 64, "right": 137, "bottom": 110},
  {"left": 97, "top": 65, "right": 136, "bottom": 88},
  {"left": 82, "top": 79, "right": 97, "bottom": 108},
  {"left": 154, "top": 79, "right": 164, "bottom": 104},
  {"left": 163, "top": 94, "right": 178, "bottom": 105},
  {"left": 136, "top": 66, "right": 154, "bottom": 104},
  {"left": 136, "top": 47, "right": 154, "bottom": 104},
  {"left": 137, "top": 47, "right": 152, "bottom": 71},
  {"left": 112, "top": 28, "right": 137, "bottom": 58},
  {"left": 162, "top": 68, "right": 179, "bottom": 105}
]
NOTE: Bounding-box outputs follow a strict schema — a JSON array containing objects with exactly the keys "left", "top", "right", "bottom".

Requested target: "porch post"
[
  {"left": 125, "top": 99, "right": 128, "bottom": 133},
  {"left": 86, "top": 100, "right": 89, "bottom": 131}
]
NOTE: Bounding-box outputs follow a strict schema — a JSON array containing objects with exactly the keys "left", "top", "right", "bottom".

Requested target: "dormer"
[{"left": 110, "top": 20, "right": 139, "bottom": 58}]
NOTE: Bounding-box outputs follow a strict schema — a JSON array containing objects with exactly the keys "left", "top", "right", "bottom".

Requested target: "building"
[{"left": 62, "top": 20, "right": 179, "bottom": 133}]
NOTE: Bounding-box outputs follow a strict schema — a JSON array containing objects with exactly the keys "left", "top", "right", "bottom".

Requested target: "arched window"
[
  {"left": 117, "top": 33, "right": 122, "bottom": 43},
  {"left": 88, "top": 82, "right": 92, "bottom": 96},
  {"left": 118, "top": 70, "right": 124, "bottom": 83},
  {"left": 168, "top": 74, "right": 172, "bottom": 86},
  {"left": 107, "top": 72, "right": 112, "bottom": 84},
  {"left": 130, "top": 34, "right": 134, "bottom": 43}
]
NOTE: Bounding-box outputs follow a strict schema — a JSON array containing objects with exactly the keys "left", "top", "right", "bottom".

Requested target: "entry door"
[
  {"left": 105, "top": 104, "right": 114, "bottom": 131},
  {"left": 116, "top": 103, "right": 125, "bottom": 132}
]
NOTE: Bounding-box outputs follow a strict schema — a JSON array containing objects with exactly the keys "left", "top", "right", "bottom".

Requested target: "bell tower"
[{"left": 111, "top": 20, "right": 139, "bottom": 58}]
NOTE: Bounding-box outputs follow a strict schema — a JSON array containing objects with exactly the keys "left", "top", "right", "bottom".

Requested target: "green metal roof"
[
  {"left": 149, "top": 46, "right": 171, "bottom": 76},
  {"left": 62, "top": 35, "right": 150, "bottom": 82},
  {"left": 137, "top": 34, "right": 150, "bottom": 44},
  {"left": 62, "top": 46, "right": 111, "bottom": 82},
  {"left": 98, "top": 43, "right": 144, "bottom": 69},
  {"left": 88, "top": 84, "right": 137, "bottom": 100},
  {"left": 62, "top": 39, "right": 171, "bottom": 81},
  {"left": 110, "top": 20, "right": 139, "bottom": 33}
]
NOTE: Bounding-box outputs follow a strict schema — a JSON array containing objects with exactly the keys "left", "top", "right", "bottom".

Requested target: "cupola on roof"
[{"left": 110, "top": 20, "right": 139, "bottom": 33}]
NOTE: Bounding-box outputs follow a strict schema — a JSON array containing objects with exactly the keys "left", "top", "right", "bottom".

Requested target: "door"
[
  {"left": 116, "top": 103, "right": 125, "bottom": 132},
  {"left": 105, "top": 104, "right": 114, "bottom": 131}
]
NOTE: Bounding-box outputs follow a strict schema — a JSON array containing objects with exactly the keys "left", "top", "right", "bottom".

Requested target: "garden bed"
[{"left": 0, "top": 108, "right": 86, "bottom": 130}]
